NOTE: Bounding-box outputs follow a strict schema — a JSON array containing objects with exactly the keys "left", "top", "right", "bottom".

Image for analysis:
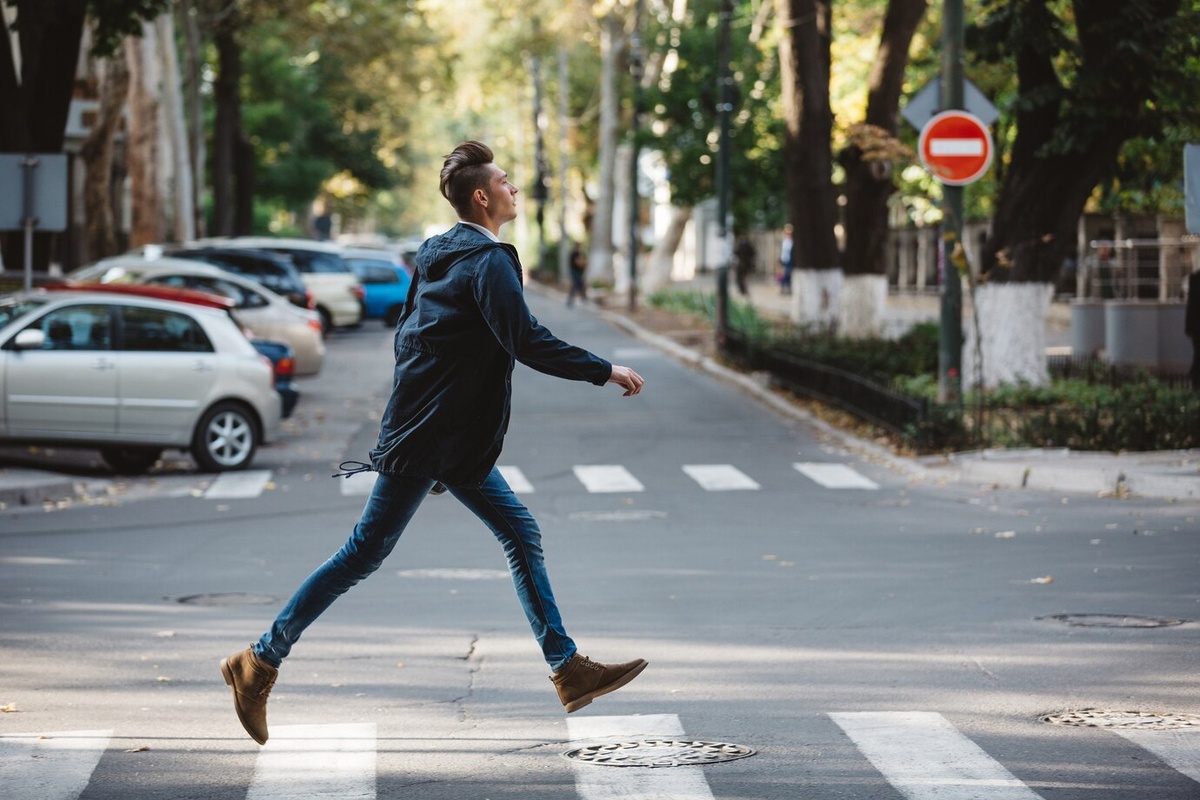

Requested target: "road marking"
[
  {"left": 829, "top": 712, "right": 1042, "bottom": 799},
  {"left": 567, "top": 714, "right": 714, "bottom": 800},
  {"left": 1111, "top": 728, "right": 1200, "bottom": 784},
  {"left": 0, "top": 729, "right": 112, "bottom": 800},
  {"left": 683, "top": 464, "right": 761, "bottom": 491},
  {"left": 247, "top": 723, "right": 376, "bottom": 800},
  {"left": 573, "top": 465, "right": 645, "bottom": 493},
  {"left": 794, "top": 462, "right": 880, "bottom": 490},
  {"left": 205, "top": 470, "right": 273, "bottom": 499},
  {"left": 498, "top": 465, "right": 535, "bottom": 493},
  {"left": 339, "top": 471, "right": 379, "bottom": 497}
]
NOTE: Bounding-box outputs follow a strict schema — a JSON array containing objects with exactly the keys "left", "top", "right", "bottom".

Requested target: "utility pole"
[
  {"left": 530, "top": 21, "right": 550, "bottom": 273},
  {"left": 937, "top": 0, "right": 965, "bottom": 403},
  {"left": 627, "top": 0, "right": 645, "bottom": 311},
  {"left": 715, "top": 0, "right": 733, "bottom": 344}
]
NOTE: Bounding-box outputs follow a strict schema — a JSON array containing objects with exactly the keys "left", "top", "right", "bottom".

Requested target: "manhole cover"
[
  {"left": 172, "top": 593, "right": 278, "bottom": 606},
  {"left": 396, "top": 568, "right": 509, "bottom": 580},
  {"left": 1038, "top": 613, "right": 1186, "bottom": 628},
  {"left": 567, "top": 510, "right": 668, "bottom": 522},
  {"left": 1040, "top": 710, "right": 1200, "bottom": 730},
  {"left": 563, "top": 739, "right": 756, "bottom": 768}
]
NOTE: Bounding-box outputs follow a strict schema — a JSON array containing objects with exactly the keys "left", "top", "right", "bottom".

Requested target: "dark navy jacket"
[{"left": 369, "top": 224, "right": 612, "bottom": 485}]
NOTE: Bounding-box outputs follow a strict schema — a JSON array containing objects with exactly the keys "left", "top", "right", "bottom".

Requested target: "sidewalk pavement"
[{"left": 2, "top": 281, "right": 1195, "bottom": 508}]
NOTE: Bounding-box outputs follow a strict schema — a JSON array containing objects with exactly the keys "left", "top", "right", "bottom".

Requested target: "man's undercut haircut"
[{"left": 441, "top": 140, "right": 495, "bottom": 217}]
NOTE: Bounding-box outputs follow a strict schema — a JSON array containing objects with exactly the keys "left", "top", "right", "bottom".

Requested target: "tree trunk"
[
  {"left": 641, "top": 205, "right": 692, "bottom": 296},
  {"left": 777, "top": 0, "right": 839, "bottom": 273},
  {"left": 125, "top": 25, "right": 168, "bottom": 248},
  {"left": 81, "top": 55, "right": 131, "bottom": 263},
  {"left": 841, "top": 0, "right": 927, "bottom": 278},
  {"left": 588, "top": 11, "right": 624, "bottom": 285},
  {"left": 179, "top": 0, "right": 206, "bottom": 238},
  {"left": 211, "top": 11, "right": 243, "bottom": 237},
  {"left": 157, "top": 13, "right": 194, "bottom": 243}
]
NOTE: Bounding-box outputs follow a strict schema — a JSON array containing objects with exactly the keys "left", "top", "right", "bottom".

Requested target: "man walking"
[
  {"left": 1187, "top": 268, "right": 1200, "bottom": 389},
  {"left": 221, "top": 141, "right": 648, "bottom": 745}
]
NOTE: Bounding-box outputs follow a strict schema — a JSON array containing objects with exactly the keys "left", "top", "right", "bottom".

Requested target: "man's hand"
[{"left": 607, "top": 365, "right": 645, "bottom": 397}]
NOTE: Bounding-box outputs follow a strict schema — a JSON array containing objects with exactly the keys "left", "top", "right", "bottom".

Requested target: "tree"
[{"left": 0, "top": 0, "right": 169, "bottom": 269}]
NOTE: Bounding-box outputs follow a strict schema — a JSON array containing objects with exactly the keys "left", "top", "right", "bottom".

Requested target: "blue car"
[{"left": 343, "top": 249, "right": 412, "bottom": 327}]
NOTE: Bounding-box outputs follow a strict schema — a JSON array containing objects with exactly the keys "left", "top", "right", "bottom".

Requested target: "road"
[{"left": 2, "top": 290, "right": 1198, "bottom": 799}]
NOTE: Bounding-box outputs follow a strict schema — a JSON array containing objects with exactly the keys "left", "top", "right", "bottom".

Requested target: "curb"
[{"left": 0, "top": 469, "right": 91, "bottom": 510}]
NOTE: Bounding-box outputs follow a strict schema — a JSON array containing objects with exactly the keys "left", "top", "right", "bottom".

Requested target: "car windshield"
[{"left": 0, "top": 296, "right": 48, "bottom": 328}]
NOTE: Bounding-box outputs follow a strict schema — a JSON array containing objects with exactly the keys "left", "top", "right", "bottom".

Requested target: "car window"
[
  {"left": 283, "top": 250, "right": 348, "bottom": 274},
  {"left": 0, "top": 297, "right": 47, "bottom": 329},
  {"left": 347, "top": 261, "right": 399, "bottom": 284},
  {"left": 35, "top": 305, "right": 111, "bottom": 351},
  {"left": 118, "top": 306, "right": 213, "bottom": 353}
]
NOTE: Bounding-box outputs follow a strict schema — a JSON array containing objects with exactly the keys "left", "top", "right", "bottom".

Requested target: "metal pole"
[
  {"left": 557, "top": 47, "right": 570, "bottom": 286},
  {"left": 21, "top": 154, "right": 39, "bottom": 291},
  {"left": 627, "top": 0, "right": 645, "bottom": 312},
  {"left": 715, "top": 0, "right": 733, "bottom": 344},
  {"left": 937, "top": 0, "right": 964, "bottom": 403}
]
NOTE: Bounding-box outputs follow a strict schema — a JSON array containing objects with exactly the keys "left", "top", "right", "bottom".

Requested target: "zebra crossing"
[
  {"left": 323, "top": 461, "right": 879, "bottom": 499},
  {"left": 6, "top": 712, "right": 1199, "bottom": 799}
]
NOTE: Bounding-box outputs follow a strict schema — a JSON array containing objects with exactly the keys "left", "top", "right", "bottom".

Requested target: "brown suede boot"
[
  {"left": 551, "top": 654, "right": 647, "bottom": 713},
  {"left": 220, "top": 647, "right": 277, "bottom": 745}
]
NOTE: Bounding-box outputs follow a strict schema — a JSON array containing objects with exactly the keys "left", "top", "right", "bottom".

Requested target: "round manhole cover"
[
  {"left": 173, "top": 593, "right": 278, "bottom": 606},
  {"left": 563, "top": 739, "right": 756, "bottom": 768},
  {"left": 1041, "top": 710, "right": 1200, "bottom": 730},
  {"left": 396, "top": 568, "right": 509, "bottom": 580},
  {"left": 1038, "top": 613, "right": 1186, "bottom": 628}
]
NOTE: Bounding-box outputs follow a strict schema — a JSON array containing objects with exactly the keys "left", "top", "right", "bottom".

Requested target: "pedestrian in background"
[
  {"left": 567, "top": 241, "right": 588, "bottom": 307},
  {"left": 221, "top": 140, "right": 648, "bottom": 745},
  {"left": 1187, "top": 268, "right": 1200, "bottom": 389},
  {"left": 778, "top": 224, "right": 794, "bottom": 295},
  {"left": 734, "top": 234, "right": 756, "bottom": 296}
]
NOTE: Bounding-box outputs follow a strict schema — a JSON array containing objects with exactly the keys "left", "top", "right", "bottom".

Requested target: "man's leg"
[
  {"left": 449, "top": 468, "right": 646, "bottom": 712},
  {"left": 222, "top": 472, "right": 434, "bottom": 743}
]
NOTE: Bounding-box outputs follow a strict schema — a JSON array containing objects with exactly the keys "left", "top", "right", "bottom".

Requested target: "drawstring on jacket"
[{"left": 331, "top": 460, "right": 447, "bottom": 495}]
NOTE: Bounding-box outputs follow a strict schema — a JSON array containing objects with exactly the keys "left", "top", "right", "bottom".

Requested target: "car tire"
[
  {"left": 192, "top": 401, "right": 259, "bottom": 472},
  {"left": 99, "top": 446, "right": 162, "bottom": 475}
]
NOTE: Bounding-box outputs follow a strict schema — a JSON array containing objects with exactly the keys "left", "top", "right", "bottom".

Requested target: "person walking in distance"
[
  {"left": 778, "top": 224, "right": 794, "bottom": 295},
  {"left": 1187, "top": 268, "right": 1200, "bottom": 390},
  {"left": 220, "top": 141, "right": 648, "bottom": 745},
  {"left": 567, "top": 241, "right": 588, "bottom": 307}
]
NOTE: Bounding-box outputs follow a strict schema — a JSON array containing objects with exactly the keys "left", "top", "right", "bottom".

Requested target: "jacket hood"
[{"left": 414, "top": 224, "right": 499, "bottom": 281}]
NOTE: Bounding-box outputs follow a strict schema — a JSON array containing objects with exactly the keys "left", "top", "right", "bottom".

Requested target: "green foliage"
[{"left": 769, "top": 322, "right": 940, "bottom": 385}]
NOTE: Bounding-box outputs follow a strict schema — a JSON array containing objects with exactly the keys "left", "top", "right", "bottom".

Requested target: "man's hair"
[{"left": 440, "top": 141, "right": 495, "bottom": 216}]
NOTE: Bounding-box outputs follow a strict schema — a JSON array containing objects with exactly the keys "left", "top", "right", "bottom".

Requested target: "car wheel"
[
  {"left": 192, "top": 401, "right": 259, "bottom": 472},
  {"left": 99, "top": 446, "right": 162, "bottom": 475}
]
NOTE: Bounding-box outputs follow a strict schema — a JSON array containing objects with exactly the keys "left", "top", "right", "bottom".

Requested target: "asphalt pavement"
[{"left": 1, "top": 277, "right": 1197, "bottom": 510}]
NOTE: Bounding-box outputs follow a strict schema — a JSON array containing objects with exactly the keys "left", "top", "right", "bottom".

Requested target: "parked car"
[
  {"left": 343, "top": 248, "right": 413, "bottom": 326},
  {"left": 70, "top": 257, "right": 326, "bottom": 377},
  {"left": 163, "top": 246, "right": 312, "bottom": 311},
  {"left": 0, "top": 286, "right": 281, "bottom": 473},
  {"left": 251, "top": 338, "right": 300, "bottom": 419},
  {"left": 207, "top": 237, "right": 364, "bottom": 332}
]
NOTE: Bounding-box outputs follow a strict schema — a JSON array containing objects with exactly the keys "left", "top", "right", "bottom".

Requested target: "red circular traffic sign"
[{"left": 918, "top": 110, "right": 994, "bottom": 186}]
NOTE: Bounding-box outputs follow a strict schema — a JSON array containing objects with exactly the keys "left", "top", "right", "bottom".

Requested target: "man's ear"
[{"left": 473, "top": 188, "right": 488, "bottom": 208}]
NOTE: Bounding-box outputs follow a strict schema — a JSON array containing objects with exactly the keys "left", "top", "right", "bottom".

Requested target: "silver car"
[
  {"left": 71, "top": 257, "right": 327, "bottom": 377},
  {"left": 0, "top": 288, "right": 282, "bottom": 473}
]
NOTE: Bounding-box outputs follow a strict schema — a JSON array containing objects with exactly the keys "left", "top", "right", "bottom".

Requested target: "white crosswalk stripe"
[
  {"left": 794, "top": 461, "right": 880, "bottom": 489},
  {"left": 573, "top": 464, "right": 645, "bottom": 493},
  {"left": 498, "top": 464, "right": 535, "bottom": 493},
  {"left": 205, "top": 470, "right": 273, "bottom": 499},
  {"left": 830, "top": 711, "right": 1042, "bottom": 799},
  {"left": 338, "top": 470, "right": 379, "bottom": 497},
  {"left": 0, "top": 729, "right": 112, "bottom": 800},
  {"left": 1110, "top": 727, "right": 1200, "bottom": 784},
  {"left": 247, "top": 723, "right": 376, "bottom": 800},
  {"left": 682, "top": 464, "right": 761, "bottom": 491},
  {"left": 567, "top": 714, "right": 715, "bottom": 800}
]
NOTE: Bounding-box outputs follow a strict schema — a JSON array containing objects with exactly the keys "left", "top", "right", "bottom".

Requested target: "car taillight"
[
  {"left": 275, "top": 355, "right": 296, "bottom": 381},
  {"left": 351, "top": 285, "right": 365, "bottom": 300},
  {"left": 306, "top": 290, "right": 316, "bottom": 310},
  {"left": 307, "top": 318, "right": 323, "bottom": 333}
]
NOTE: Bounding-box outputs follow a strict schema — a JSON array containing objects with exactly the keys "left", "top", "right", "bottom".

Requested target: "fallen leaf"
[
  {"left": 995, "top": 531, "right": 1016, "bottom": 539},
  {"left": 1030, "top": 576, "right": 1054, "bottom": 584},
  {"left": 125, "top": 745, "right": 150, "bottom": 753},
  {"left": 1, "top": 702, "right": 17, "bottom": 713}
]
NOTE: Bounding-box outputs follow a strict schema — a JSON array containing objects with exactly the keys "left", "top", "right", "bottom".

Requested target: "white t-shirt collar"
[{"left": 459, "top": 221, "right": 499, "bottom": 242}]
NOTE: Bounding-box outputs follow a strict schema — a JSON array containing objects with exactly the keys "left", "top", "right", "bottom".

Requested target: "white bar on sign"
[
  {"left": 829, "top": 712, "right": 1042, "bottom": 800},
  {"left": 794, "top": 462, "right": 879, "bottom": 490},
  {"left": 1112, "top": 728, "right": 1200, "bottom": 784},
  {"left": 247, "top": 723, "right": 376, "bottom": 800},
  {"left": 683, "top": 464, "right": 761, "bottom": 491},
  {"left": 567, "top": 714, "right": 715, "bottom": 800},
  {"left": 498, "top": 465, "right": 535, "bottom": 493},
  {"left": 930, "top": 138, "right": 985, "bottom": 156},
  {"left": 339, "top": 471, "right": 379, "bottom": 497},
  {"left": 573, "top": 465, "right": 645, "bottom": 493},
  {"left": 0, "top": 729, "right": 113, "bottom": 800},
  {"left": 205, "top": 470, "right": 273, "bottom": 499}
]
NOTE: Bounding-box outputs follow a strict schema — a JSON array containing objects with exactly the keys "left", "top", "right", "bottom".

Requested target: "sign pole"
[
  {"left": 21, "top": 155, "right": 40, "bottom": 291},
  {"left": 938, "top": 0, "right": 965, "bottom": 404}
]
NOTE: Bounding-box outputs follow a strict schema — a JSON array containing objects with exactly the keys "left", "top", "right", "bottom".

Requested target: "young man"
[{"left": 221, "top": 141, "right": 648, "bottom": 745}]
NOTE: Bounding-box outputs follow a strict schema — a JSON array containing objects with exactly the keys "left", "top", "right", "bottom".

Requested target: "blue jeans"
[{"left": 253, "top": 468, "right": 578, "bottom": 671}]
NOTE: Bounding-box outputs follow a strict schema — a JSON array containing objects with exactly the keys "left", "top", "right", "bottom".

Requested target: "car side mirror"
[{"left": 12, "top": 328, "right": 46, "bottom": 350}]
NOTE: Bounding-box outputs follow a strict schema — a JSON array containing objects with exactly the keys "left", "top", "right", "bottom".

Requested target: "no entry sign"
[{"left": 918, "top": 110, "right": 994, "bottom": 186}]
